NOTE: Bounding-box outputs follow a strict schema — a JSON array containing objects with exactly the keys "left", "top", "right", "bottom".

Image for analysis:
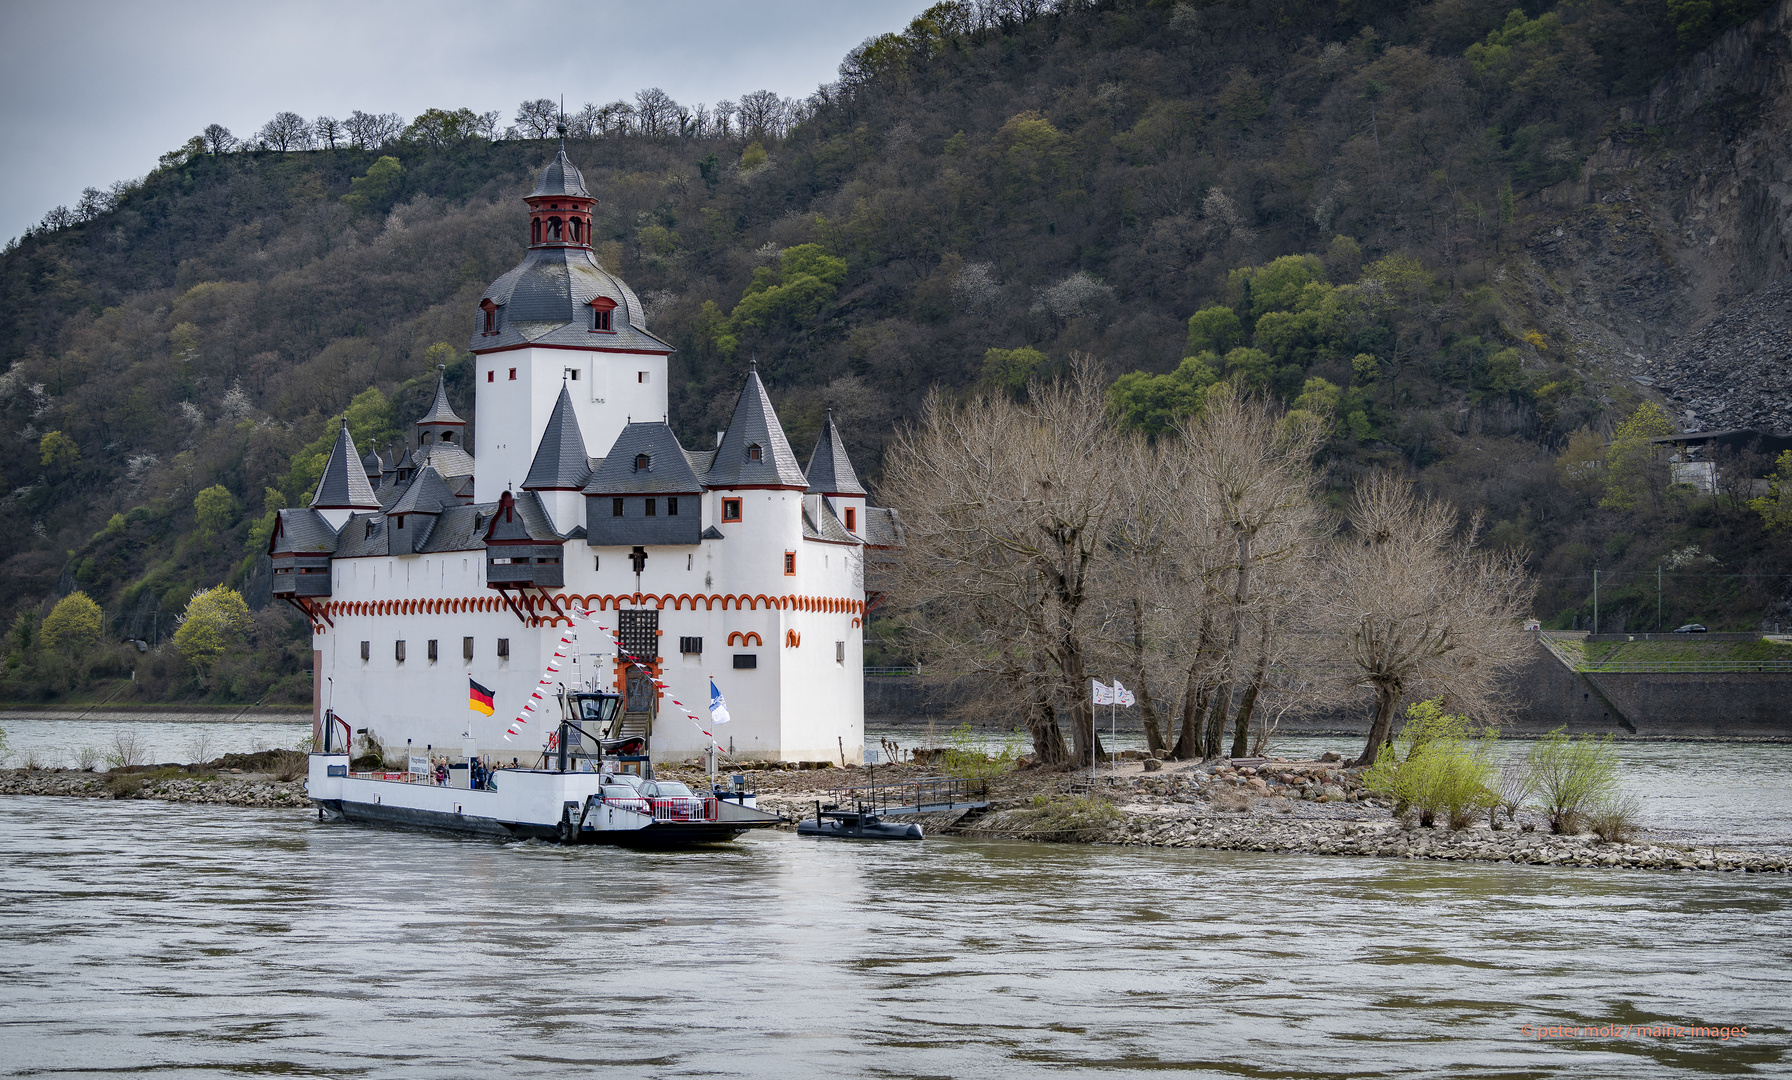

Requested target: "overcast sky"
[{"left": 0, "top": 0, "right": 934, "bottom": 244}]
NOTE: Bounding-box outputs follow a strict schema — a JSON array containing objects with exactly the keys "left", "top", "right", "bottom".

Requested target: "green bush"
[
  {"left": 1362, "top": 700, "right": 1499, "bottom": 829},
  {"left": 1526, "top": 728, "right": 1619, "bottom": 834},
  {"left": 942, "top": 723, "right": 1023, "bottom": 779},
  {"left": 1586, "top": 791, "right": 1642, "bottom": 844},
  {"left": 1008, "top": 793, "right": 1122, "bottom": 842}
]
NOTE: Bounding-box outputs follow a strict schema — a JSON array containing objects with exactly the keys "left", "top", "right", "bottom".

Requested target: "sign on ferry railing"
[{"left": 408, "top": 755, "right": 430, "bottom": 777}]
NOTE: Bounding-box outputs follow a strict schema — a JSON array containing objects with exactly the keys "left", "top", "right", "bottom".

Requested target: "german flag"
[{"left": 469, "top": 678, "right": 495, "bottom": 716}]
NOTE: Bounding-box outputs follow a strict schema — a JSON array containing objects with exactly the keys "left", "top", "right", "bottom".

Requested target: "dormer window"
[
  {"left": 441, "top": 431, "right": 453, "bottom": 443},
  {"left": 480, "top": 299, "right": 499, "bottom": 335},
  {"left": 634, "top": 453, "right": 650, "bottom": 471},
  {"left": 589, "top": 297, "right": 617, "bottom": 333},
  {"left": 746, "top": 443, "right": 763, "bottom": 462}
]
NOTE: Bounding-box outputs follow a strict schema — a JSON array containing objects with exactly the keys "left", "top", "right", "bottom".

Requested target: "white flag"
[
  {"left": 1114, "top": 680, "right": 1136, "bottom": 707},
  {"left": 709, "top": 678, "right": 732, "bottom": 725},
  {"left": 1092, "top": 679, "right": 1114, "bottom": 705}
]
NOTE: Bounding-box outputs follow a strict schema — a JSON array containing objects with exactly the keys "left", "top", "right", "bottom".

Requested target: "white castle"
[{"left": 269, "top": 150, "right": 897, "bottom": 764}]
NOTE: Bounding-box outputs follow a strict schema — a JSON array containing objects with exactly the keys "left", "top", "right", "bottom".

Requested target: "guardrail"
[
  {"left": 1537, "top": 635, "right": 1792, "bottom": 673},
  {"left": 1572, "top": 660, "right": 1792, "bottom": 673},
  {"left": 863, "top": 666, "right": 920, "bottom": 677}
]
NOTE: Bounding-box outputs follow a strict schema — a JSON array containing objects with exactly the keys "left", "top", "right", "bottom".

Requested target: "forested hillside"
[{"left": 3, "top": 0, "right": 1789, "bottom": 704}]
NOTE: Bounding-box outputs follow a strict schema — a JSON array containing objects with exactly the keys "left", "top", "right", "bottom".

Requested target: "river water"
[{"left": 1, "top": 797, "right": 1788, "bottom": 1078}]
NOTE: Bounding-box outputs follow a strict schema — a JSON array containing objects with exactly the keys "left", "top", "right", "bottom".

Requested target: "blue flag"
[{"left": 709, "top": 678, "right": 732, "bottom": 725}]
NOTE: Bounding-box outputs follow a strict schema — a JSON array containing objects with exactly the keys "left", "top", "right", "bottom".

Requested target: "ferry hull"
[{"left": 307, "top": 754, "right": 778, "bottom": 848}]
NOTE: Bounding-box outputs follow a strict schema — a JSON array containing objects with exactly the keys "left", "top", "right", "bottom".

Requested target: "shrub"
[
  {"left": 1491, "top": 754, "right": 1534, "bottom": 828},
  {"left": 1008, "top": 793, "right": 1122, "bottom": 841},
  {"left": 75, "top": 745, "right": 101, "bottom": 772},
  {"left": 1587, "top": 791, "right": 1642, "bottom": 844},
  {"left": 1526, "top": 728, "right": 1619, "bottom": 834},
  {"left": 105, "top": 730, "right": 147, "bottom": 770},
  {"left": 1361, "top": 700, "right": 1499, "bottom": 829},
  {"left": 942, "top": 723, "right": 1023, "bottom": 779}
]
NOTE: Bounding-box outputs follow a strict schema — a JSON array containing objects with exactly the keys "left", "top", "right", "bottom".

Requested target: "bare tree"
[
  {"left": 258, "top": 111, "right": 312, "bottom": 151},
  {"left": 343, "top": 110, "right": 403, "bottom": 149},
  {"left": 474, "top": 110, "right": 502, "bottom": 141},
  {"left": 1320, "top": 472, "right": 1535, "bottom": 766},
  {"left": 201, "top": 123, "right": 236, "bottom": 154},
  {"left": 1172, "top": 390, "right": 1326, "bottom": 759},
  {"left": 313, "top": 115, "right": 343, "bottom": 149},
  {"left": 881, "top": 357, "right": 1123, "bottom": 767},
  {"left": 714, "top": 99, "right": 737, "bottom": 137},
  {"left": 514, "top": 98, "right": 559, "bottom": 139},
  {"left": 568, "top": 102, "right": 604, "bottom": 139},
  {"left": 633, "top": 88, "right": 681, "bottom": 138},
  {"left": 737, "top": 89, "right": 789, "bottom": 139}
]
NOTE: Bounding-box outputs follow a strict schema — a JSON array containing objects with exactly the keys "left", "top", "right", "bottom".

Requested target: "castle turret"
[
  {"left": 804, "top": 409, "right": 867, "bottom": 539},
  {"left": 309, "top": 418, "right": 381, "bottom": 530},
  {"left": 521, "top": 383, "right": 593, "bottom": 534},
  {"left": 469, "top": 150, "right": 674, "bottom": 500}
]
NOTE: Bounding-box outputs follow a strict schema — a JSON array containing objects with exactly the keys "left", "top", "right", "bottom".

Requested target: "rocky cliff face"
[{"left": 1520, "top": 0, "right": 1792, "bottom": 429}]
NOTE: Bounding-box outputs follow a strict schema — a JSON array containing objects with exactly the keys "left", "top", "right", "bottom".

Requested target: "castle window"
[
  {"left": 645, "top": 498, "right": 656, "bottom": 517},
  {"left": 612, "top": 497, "right": 624, "bottom": 517},
  {"left": 680, "top": 636, "right": 702, "bottom": 655},
  {"left": 733, "top": 654, "right": 756, "bottom": 669},
  {"left": 722, "top": 498, "right": 741, "bottom": 522},
  {"left": 548, "top": 217, "right": 563, "bottom": 240},
  {"left": 360, "top": 640, "right": 370, "bottom": 661},
  {"left": 463, "top": 636, "right": 474, "bottom": 661},
  {"left": 428, "top": 639, "right": 438, "bottom": 663},
  {"left": 508, "top": 368, "right": 517, "bottom": 381},
  {"left": 590, "top": 297, "right": 617, "bottom": 332},
  {"left": 487, "top": 371, "right": 494, "bottom": 383},
  {"left": 532, "top": 219, "right": 541, "bottom": 244},
  {"left": 568, "top": 369, "right": 579, "bottom": 381},
  {"left": 746, "top": 443, "right": 762, "bottom": 462},
  {"left": 634, "top": 453, "right": 650, "bottom": 471},
  {"left": 571, "top": 218, "right": 582, "bottom": 242},
  {"left": 441, "top": 431, "right": 454, "bottom": 442},
  {"left": 395, "top": 640, "right": 406, "bottom": 663},
  {"left": 497, "top": 638, "right": 510, "bottom": 659},
  {"left": 395, "top": 516, "right": 403, "bottom": 529},
  {"left": 637, "top": 371, "right": 649, "bottom": 383},
  {"left": 667, "top": 497, "right": 678, "bottom": 516},
  {"left": 783, "top": 551, "right": 796, "bottom": 576},
  {"left": 836, "top": 641, "right": 845, "bottom": 664},
  {"left": 845, "top": 507, "right": 856, "bottom": 531}
]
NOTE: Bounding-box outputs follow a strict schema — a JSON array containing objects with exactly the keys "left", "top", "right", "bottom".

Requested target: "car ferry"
[{"left": 307, "top": 688, "right": 780, "bottom": 847}]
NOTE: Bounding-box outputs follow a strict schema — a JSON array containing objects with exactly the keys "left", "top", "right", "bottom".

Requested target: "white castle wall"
[
  {"left": 313, "top": 487, "right": 865, "bottom": 765},
  {"left": 473, "top": 346, "right": 667, "bottom": 501}
]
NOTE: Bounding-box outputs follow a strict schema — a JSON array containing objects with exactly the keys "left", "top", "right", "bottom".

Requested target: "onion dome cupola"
[
  {"left": 527, "top": 148, "right": 595, "bottom": 249},
  {"left": 308, "top": 417, "right": 382, "bottom": 529},
  {"left": 706, "top": 364, "right": 808, "bottom": 490},
  {"left": 468, "top": 153, "right": 674, "bottom": 356}
]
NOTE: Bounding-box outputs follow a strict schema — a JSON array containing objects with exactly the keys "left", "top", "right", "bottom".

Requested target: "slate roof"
[
  {"left": 361, "top": 451, "right": 382, "bottom": 480},
  {"left": 309, "top": 420, "right": 381, "bottom": 511},
  {"left": 417, "top": 504, "right": 490, "bottom": 553},
  {"left": 414, "top": 440, "right": 475, "bottom": 481},
  {"left": 417, "top": 367, "right": 465, "bottom": 425},
  {"left": 863, "top": 506, "right": 904, "bottom": 547},
  {"left": 802, "top": 498, "right": 859, "bottom": 544},
  {"left": 684, "top": 447, "right": 717, "bottom": 478},
  {"left": 583, "top": 422, "right": 705, "bottom": 495},
  {"left": 388, "top": 466, "right": 456, "bottom": 517},
  {"left": 530, "top": 149, "right": 592, "bottom": 199},
  {"left": 268, "top": 508, "right": 338, "bottom": 555},
  {"left": 523, "top": 384, "right": 593, "bottom": 490},
  {"left": 484, "top": 489, "right": 567, "bottom": 543},
  {"left": 330, "top": 513, "right": 390, "bottom": 558},
  {"left": 469, "top": 246, "right": 670, "bottom": 354},
  {"left": 804, "top": 410, "right": 865, "bottom": 496},
  {"left": 705, "top": 368, "right": 808, "bottom": 489}
]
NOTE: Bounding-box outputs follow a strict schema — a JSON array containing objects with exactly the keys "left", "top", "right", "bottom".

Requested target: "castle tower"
[
  {"left": 469, "top": 149, "right": 673, "bottom": 501},
  {"left": 308, "top": 418, "right": 381, "bottom": 530}
]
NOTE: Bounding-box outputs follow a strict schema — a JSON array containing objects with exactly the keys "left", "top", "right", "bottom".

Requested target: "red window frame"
[
  {"left": 783, "top": 551, "right": 796, "bottom": 576},
  {"left": 722, "top": 499, "right": 742, "bottom": 522}
]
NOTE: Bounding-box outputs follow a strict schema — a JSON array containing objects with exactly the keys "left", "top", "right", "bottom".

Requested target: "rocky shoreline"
[{"left": 5, "top": 758, "right": 1787, "bottom": 873}]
